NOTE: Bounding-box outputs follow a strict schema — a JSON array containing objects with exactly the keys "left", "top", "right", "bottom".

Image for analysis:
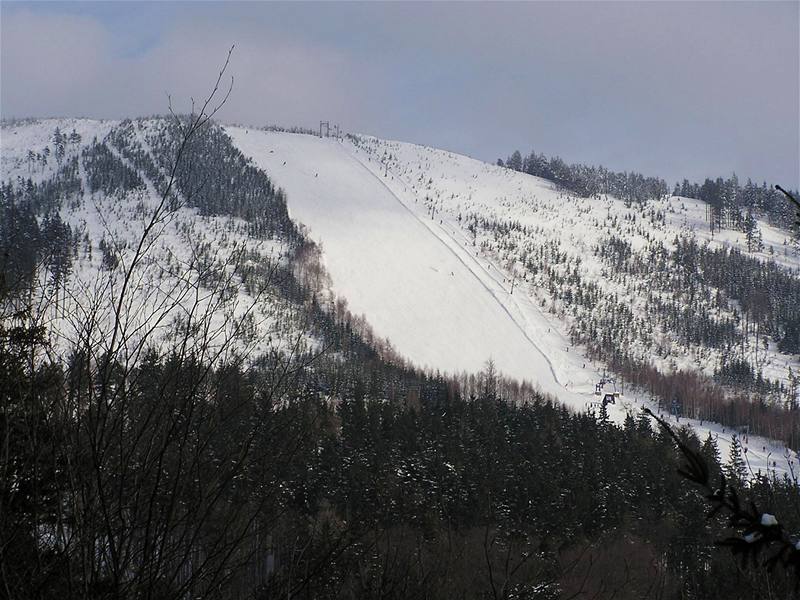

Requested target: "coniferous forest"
[{"left": 6, "top": 328, "right": 800, "bottom": 600}]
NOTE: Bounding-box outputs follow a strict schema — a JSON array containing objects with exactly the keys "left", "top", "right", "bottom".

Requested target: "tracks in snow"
[{"left": 342, "top": 142, "right": 570, "bottom": 393}]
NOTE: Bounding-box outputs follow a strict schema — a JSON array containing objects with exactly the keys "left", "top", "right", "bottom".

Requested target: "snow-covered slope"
[
  {"left": 228, "top": 128, "right": 592, "bottom": 402},
  {"left": 229, "top": 127, "right": 800, "bottom": 478},
  {"left": 1, "top": 119, "right": 309, "bottom": 367},
  {"left": 349, "top": 135, "right": 800, "bottom": 385},
  {"left": 1, "top": 118, "right": 113, "bottom": 183}
]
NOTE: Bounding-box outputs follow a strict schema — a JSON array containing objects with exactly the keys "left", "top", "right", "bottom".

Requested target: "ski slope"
[
  {"left": 229, "top": 127, "right": 585, "bottom": 400},
  {"left": 228, "top": 126, "right": 799, "bottom": 479}
]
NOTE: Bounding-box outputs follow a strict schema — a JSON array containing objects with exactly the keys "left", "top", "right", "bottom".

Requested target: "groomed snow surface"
[
  {"left": 228, "top": 126, "right": 800, "bottom": 479},
  {"left": 229, "top": 128, "right": 573, "bottom": 392}
]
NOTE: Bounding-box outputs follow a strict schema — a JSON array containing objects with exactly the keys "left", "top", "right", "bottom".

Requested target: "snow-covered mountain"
[
  {"left": 228, "top": 126, "right": 800, "bottom": 476},
  {"left": 3, "top": 117, "right": 798, "bottom": 477}
]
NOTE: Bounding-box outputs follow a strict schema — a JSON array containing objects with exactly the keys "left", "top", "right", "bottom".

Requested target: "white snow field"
[
  {"left": 229, "top": 127, "right": 800, "bottom": 478},
  {"left": 228, "top": 128, "right": 582, "bottom": 397}
]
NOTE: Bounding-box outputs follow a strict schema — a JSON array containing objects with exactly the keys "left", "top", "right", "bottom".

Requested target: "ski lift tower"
[
  {"left": 594, "top": 370, "right": 621, "bottom": 408},
  {"left": 319, "top": 121, "right": 330, "bottom": 138}
]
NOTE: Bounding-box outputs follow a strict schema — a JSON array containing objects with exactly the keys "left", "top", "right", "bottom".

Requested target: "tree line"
[
  {"left": 500, "top": 149, "right": 669, "bottom": 204},
  {"left": 500, "top": 149, "right": 799, "bottom": 239}
]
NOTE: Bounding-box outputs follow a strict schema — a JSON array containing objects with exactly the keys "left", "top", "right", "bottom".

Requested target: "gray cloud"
[
  {"left": 2, "top": 2, "right": 797, "bottom": 188},
  {"left": 1, "top": 7, "right": 379, "bottom": 127}
]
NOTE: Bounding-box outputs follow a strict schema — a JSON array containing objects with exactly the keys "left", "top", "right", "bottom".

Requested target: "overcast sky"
[{"left": 2, "top": 1, "right": 798, "bottom": 187}]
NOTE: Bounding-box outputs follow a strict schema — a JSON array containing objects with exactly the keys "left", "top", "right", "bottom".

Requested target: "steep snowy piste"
[{"left": 228, "top": 128, "right": 589, "bottom": 402}]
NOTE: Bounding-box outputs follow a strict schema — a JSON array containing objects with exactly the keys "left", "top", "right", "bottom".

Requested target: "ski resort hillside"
[
  {"left": 3, "top": 117, "right": 799, "bottom": 598},
  {"left": 2, "top": 118, "right": 798, "bottom": 476},
  {"left": 229, "top": 126, "right": 800, "bottom": 476},
  {"left": 228, "top": 127, "right": 585, "bottom": 398}
]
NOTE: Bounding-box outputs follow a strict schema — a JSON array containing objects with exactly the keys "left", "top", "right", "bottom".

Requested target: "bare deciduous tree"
[{"left": 1, "top": 48, "right": 327, "bottom": 599}]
